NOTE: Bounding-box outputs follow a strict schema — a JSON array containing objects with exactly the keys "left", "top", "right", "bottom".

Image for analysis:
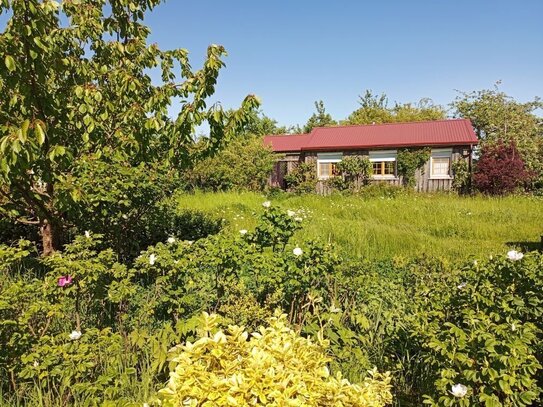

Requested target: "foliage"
[
  {"left": 396, "top": 148, "right": 430, "bottom": 188},
  {"left": 413, "top": 253, "right": 543, "bottom": 407},
  {"left": 336, "top": 156, "right": 373, "bottom": 190},
  {"left": 0, "top": 0, "right": 259, "bottom": 254},
  {"left": 242, "top": 109, "right": 291, "bottom": 136},
  {"left": 158, "top": 312, "right": 393, "bottom": 407},
  {"left": 346, "top": 90, "right": 445, "bottom": 125},
  {"left": 452, "top": 85, "right": 543, "bottom": 187},
  {"left": 303, "top": 100, "right": 337, "bottom": 133},
  {"left": 451, "top": 159, "right": 470, "bottom": 194},
  {"left": 473, "top": 140, "right": 534, "bottom": 195},
  {"left": 182, "top": 136, "right": 276, "bottom": 192},
  {"left": 284, "top": 162, "right": 318, "bottom": 193}
]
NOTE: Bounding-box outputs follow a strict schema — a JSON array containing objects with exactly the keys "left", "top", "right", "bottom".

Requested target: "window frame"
[
  {"left": 369, "top": 150, "right": 397, "bottom": 179},
  {"left": 317, "top": 153, "right": 343, "bottom": 180},
  {"left": 430, "top": 148, "right": 453, "bottom": 179}
]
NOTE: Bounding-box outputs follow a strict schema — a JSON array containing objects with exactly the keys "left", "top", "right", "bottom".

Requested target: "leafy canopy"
[{"left": 0, "top": 0, "right": 259, "bottom": 253}]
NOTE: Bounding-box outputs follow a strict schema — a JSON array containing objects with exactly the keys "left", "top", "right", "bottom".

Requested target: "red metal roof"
[
  {"left": 263, "top": 119, "right": 478, "bottom": 152},
  {"left": 263, "top": 133, "right": 311, "bottom": 152}
]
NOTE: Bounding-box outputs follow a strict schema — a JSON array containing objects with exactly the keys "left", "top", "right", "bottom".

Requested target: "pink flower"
[{"left": 58, "top": 275, "right": 73, "bottom": 287}]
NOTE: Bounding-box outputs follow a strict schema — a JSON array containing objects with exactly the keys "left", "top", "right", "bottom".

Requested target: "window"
[
  {"left": 317, "top": 153, "right": 342, "bottom": 179},
  {"left": 369, "top": 150, "right": 397, "bottom": 178},
  {"left": 430, "top": 149, "right": 452, "bottom": 178}
]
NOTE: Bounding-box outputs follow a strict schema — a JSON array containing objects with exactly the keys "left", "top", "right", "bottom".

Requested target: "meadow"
[{"left": 177, "top": 191, "right": 543, "bottom": 261}]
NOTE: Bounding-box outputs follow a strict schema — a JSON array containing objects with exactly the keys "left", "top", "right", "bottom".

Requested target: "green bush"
[
  {"left": 182, "top": 136, "right": 276, "bottom": 192},
  {"left": 158, "top": 312, "right": 393, "bottom": 407},
  {"left": 412, "top": 252, "right": 543, "bottom": 406},
  {"left": 284, "top": 162, "right": 317, "bottom": 193}
]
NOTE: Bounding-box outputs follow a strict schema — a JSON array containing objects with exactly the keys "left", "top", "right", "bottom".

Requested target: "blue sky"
[{"left": 144, "top": 0, "right": 543, "bottom": 127}]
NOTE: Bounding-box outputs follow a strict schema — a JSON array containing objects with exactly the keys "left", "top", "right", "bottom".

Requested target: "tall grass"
[{"left": 176, "top": 191, "right": 543, "bottom": 260}]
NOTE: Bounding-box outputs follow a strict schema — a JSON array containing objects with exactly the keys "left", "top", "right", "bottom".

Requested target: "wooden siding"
[
  {"left": 269, "top": 154, "right": 301, "bottom": 189},
  {"left": 269, "top": 146, "right": 473, "bottom": 194}
]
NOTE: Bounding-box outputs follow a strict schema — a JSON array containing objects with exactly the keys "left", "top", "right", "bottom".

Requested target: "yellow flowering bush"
[{"left": 158, "top": 312, "right": 392, "bottom": 406}]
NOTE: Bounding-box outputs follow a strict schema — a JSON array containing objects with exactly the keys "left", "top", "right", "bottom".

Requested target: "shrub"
[
  {"left": 451, "top": 159, "right": 470, "bottom": 194},
  {"left": 412, "top": 252, "right": 543, "bottom": 406},
  {"left": 337, "top": 156, "right": 373, "bottom": 189},
  {"left": 158, "top": 312, "right": 393, "bottom": 407},
  {"left": 284, "top": 162, "right": 317, "bottom": 193},
  {"left": 397, "top": 148, "right": 430, "bottom": 188},
  {"left": 473, "top": 140, "right": 534, "bottom": 195},
  {"left": 182, "top": 136, "right": 276, "bottom": 192}
]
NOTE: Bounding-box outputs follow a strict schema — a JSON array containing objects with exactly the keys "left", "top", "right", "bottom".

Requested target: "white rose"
[
  {"left": 69, "top": 330, "right": 82, "bottom": 341},
  {"left": 450, "top": 383, "right": 468, "bottom": 398},
  {"left": 293, "top": 247, "right": 303, "bottom": 257},
  {"left": 167, "top": 237, "right": 176, "bottom": 244},
  {"left": 507, "top": 250, "right": 523, "bottom": 261}
]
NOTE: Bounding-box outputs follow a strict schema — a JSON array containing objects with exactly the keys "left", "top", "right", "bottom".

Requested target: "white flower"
[
  {"left": 167, "top": 237, "right": 176, "bottom": 244},
  {"left": 287, "top": 210, "right": 295, "bottom": 217},
  {"left": 84, "top": 231, "right": 90, "bottom": 238},
  {"left": 294, "top": 217, "right": 303, "bottom": 222},
  {"left": 239, "top": 229, "right": 248, "bottom": 235},
  {"left": 473, "top": 260, "right": 478, "bottom": 266},
  {"left": 122, "top": 214, "right": 128, "bottom": 219},
  {"left": 329, "top": 305, "right": 342, "bottom": 313},
  {"left": 293, "top": 247, "right": 303, "bottom": 257},
  {"left": 457, "top": 282, "right": 467, "bottom": 290},
  {"left": 33, "top": 360, "right": 39, "bottom": 367},
  {"left": 507, "top": 250, "right": 524, "bottom": 261},
  {"left": 450, "top": 383, "right": 468, "bottom": 398},
  {"left": 69, "top": 330, "right": 82, "bottom": 341},
  {"left": 262, "top": 201, "right": 271, "bottom": 208},
  {"left": 187, "top": 240, "right": 194, "bottom": 245},
  {"left": 149, "top": 253, "right": 156, "bottom": 265}
]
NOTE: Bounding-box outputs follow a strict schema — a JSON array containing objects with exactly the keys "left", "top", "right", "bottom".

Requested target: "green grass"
[{"left": 176, "top": 191, "right": 543, "bottom": 261}]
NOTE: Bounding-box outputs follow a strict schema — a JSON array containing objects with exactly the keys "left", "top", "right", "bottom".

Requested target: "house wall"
[
  {"left": 269, "top": 153, "right": 302, "bottom": 189},
  {"left": 305, "top": 146, "right": 472, "bottom": 194}
]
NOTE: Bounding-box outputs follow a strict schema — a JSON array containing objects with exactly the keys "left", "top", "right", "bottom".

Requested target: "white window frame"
[
  {"left": 317, "top": 152, "right": 342, "bottom": 180},
  {"left": 430, "top": 148, "right": 453, "bottom": 179},
  {"left": 369, "top": 150, "right": 397, "bottom": 178}
]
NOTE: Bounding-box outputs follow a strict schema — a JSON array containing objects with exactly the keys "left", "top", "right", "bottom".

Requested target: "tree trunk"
[{"left": 41, "top": 218, "right": 60, "bottom": 256}]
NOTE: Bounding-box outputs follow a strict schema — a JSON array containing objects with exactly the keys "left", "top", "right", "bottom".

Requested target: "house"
[{"left": 264, "top": 119, "right": 478, "bottom": 193}]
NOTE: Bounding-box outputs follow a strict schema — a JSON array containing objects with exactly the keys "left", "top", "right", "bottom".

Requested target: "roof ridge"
[
  {"left": 263, "top": 133, "right": 309, "bottom": 138},
  {"left": 311, "top": 118, "right": 468, "bottom": 131}
]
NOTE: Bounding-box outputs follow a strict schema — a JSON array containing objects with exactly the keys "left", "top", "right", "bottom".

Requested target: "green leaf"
[
  {"left": 35, "top": 122, "right": 46, "bottom": 145},
  {"left": 5, "top": 55, "right": 15, "bottom": 72}
]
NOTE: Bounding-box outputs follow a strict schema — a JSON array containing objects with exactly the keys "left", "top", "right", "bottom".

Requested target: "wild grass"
[{"left": 176, "top": 191, "right": 543, "bottom": 261}]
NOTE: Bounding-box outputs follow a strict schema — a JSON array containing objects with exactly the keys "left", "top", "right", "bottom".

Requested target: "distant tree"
[
  {"left": 452, "top": 85, "right": 543, "bottom": 187},
  {"left": 392, "top": 98, "right": 446, "bottom": 123},
  {"left": 473, "top": 140, "right": 534, "bottom": 195},
  {"left": 346, "top": 90, "right": 445, "bottom": 125},
  {"left": 243, "top": 110, "right": 289, "bottom": 136},
  {"left": 303, "top": 100, "right": 337, "bottom": 133}
]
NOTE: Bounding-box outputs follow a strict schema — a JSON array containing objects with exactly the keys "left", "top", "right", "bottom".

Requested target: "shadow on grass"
[{"left": 506, "top": 239, "right": 543, "bottom": 252}]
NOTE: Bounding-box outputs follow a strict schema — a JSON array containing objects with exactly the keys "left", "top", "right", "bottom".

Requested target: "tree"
[
  {"left": 473, "top": 139, "right": 534, "bottom": 195},
  {"left": 303, "top": 100, "right": 337, "bottom": 133},
  {"left": 0, "top": 0, "right": 259, "bottom": 255},
  {"left": 346, "top": 90, "right": 445, "bottom": 125},
  {"left": 452, "top": 85, "right": 543, "bottom": 187},
  {"left": 243, "top": 109, "right": 289, "bottom": 136}
]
